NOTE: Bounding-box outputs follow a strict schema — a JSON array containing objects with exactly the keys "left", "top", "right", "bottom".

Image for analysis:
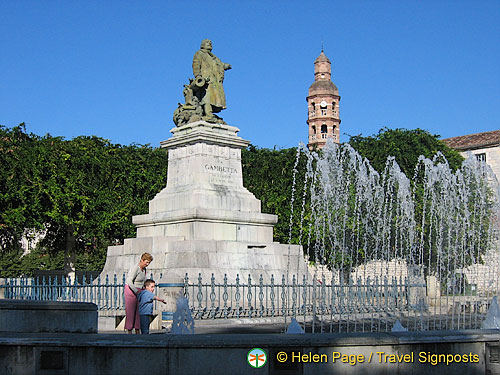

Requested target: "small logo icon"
[{"left": 247, "top": 348, "right": 267, "bottom": 368}]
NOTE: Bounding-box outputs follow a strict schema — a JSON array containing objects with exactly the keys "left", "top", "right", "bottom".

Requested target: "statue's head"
[{"left": 200, "top": 39, "right": 213, "bottom": 51}]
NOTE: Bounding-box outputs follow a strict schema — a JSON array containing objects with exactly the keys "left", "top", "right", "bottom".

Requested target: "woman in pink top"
[{"left": 124, "top": 252, "right": 153, "bottom": 334}]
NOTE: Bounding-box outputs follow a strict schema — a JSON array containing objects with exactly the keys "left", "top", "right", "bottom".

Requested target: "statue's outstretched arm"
[{"left": 224, "top": 63, "right": 232, "bottom": 71}]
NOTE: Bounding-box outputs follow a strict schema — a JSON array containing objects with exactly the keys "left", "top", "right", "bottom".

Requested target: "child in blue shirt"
[{"left": 137, "top": 279, "right": 165, "bottom": 334}]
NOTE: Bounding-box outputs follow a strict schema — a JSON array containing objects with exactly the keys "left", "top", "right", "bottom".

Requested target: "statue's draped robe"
[{"left": 192, "top": 49, "right": 227, "bottom": 111}]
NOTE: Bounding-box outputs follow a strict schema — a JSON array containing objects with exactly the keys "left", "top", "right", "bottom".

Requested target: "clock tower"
[{"left": 306, "top": 50, "right": 341, "bottom": 149}]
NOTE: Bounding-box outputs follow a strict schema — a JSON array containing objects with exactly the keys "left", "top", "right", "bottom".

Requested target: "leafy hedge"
[{"left": 0, "top": 125, "right": 463, "bottom": 276}]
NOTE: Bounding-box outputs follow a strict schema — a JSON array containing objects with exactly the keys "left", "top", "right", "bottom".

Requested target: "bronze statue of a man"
[{"left": 192, "top": 39, "right": 232, "bottom": 120}]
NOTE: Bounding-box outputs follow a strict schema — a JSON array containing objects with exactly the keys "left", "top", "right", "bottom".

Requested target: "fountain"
[
  {"left": 170, "top": 296, "right": 195, "bottom": 334},
  {"left": 287, "top": 139, "right": 500, "bottom": 332},
  {"left": 391, "top": 320, "right": 408, "bottom": 332},
  {"left": 481, "top": 296, "right": 500, "bottom": 329},
  {"left": 286, "top": 318, "right": 305, "bottom": 334}
]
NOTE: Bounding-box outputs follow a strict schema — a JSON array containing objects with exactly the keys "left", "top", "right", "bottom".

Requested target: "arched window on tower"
[
  {"left": 310, "top": 102, "right": 316, "bottom": 117},
  {"left": 321, "top": 124, "right": 327, "bottom": 138},
  {"left": 332, "top": 125, "right": 337, "bottom": 140},
  {"left": 332, "top": 101, "right": 336, "bottom": 114},
  {"left": 312, "top": 125, "right": 316, "bottom": 134}
]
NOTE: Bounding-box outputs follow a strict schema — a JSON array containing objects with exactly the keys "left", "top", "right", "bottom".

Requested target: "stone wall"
[
  {"left": 458, "top": 145, "right": 500, "bottom": 181},
  {"left": 1, "top": 331, "right": 498, "bottom": 374},
  {"left": 0, "top": 300, "right": 97, "bottom": 333},
  {"left": 463, "top": 250, "right": 500, "bottom": 293},
  {"left": 308, "top": 259, "right": 410, "bottom": 285}
]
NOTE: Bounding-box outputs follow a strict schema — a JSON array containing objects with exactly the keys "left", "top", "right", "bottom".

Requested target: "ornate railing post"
[
  {"left": 258, "top": 274, "right": 264, "bottom": 318},
  {"left": 391, "top": 276, "right": 398, "bottom": 311},
  {"left": 113, "top": 274, "right": 118, "bottom": 309},
  {"left": 82, "top": 275, "right": 87, "bottom": 302},
  {"left": 270, "top": 275, "right": 275, "bottom": 317},
  {"left": 383, "top": 276, "right": 389, "bottom": 315},
  {"left": 329, "top": 275, "right": 335, "bottom": 332},
  {"left": 235, "top": 274, "right": 241, "bottom": 319},
  {"left": 46, "top": 276, "right": 51, "bottom": 301},
  {"left": 247, "top": 274, "right": 253, "bottom": 318},
  {"left": 376, "top": 276, "right": 382, "bottom": 331},
  {"left": 303, "top": 275, "right": 308, "bottom": 317},
  {"left": 356, "top": 277, "right": 362, "bottom": 313},
  {"left": 184, "top": 273, "right": 189, "bottom": 299},
  {"left": 209, "top": 273, "right": 216, "bottom": 319},
  {"left": 104, "top": 275, "right": 109, "bottom": 310},
  {"left": 320, "top": 274, "right": 326, "bottom": 316},
  {"left": 4, "top": 278, "right": 10, "bottom": 299},
  {"left": 42, "top": 276, "right": 47, "bottom": 300},
  {"left": 49, "top": 276, "right": 55, "bottom": 301},
  {"left": 197, "top": 273, "right": 203, "bottom": 316},
  {"left": 61, "top": 276, "right": 67, "bottom": 302},
  {"left": 223, "top": 274, "right": 228, "bottom": 319},
  {"left": 96, "top": 276, "right": 101, "bottom": 309},
  {"left": 89, "top": 275, "right": 94, "bottom": 305},
  {"left": 281, "top": 275, "right": 286, "bottom": 317},
  {"left": 312, "top": 276, "right": 317, "bottom": 332},
  {"left": 32, "top": 277, "right": 37, "bottom": 300},
  {"left": 55, "top": 275, "right": 60, "bottom": 301},
  {"left": 74, "top": 275, "right": 80, "bottom": 302},
  {"left": 121, "top": 274, "right": 126, "bottom": 310}
]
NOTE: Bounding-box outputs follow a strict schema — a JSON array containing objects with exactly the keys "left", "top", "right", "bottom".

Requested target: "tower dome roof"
[
  {"left": 308, "top": 80, "right": 338, "bottom": 95},
  {"left": 314, "top": 51, "right": 331, "bottom": 64}
]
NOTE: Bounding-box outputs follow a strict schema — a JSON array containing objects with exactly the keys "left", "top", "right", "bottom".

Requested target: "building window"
[
  {"left": 321, "top": 109, "right": 327, "bottom": 116},
  {"left": 321, "top": 124, "right": 327, "bottom": 134},
  {"left": 476, "top": 153, "right": 486, "bottom": 162},
  {"left": 312, "top": 125, "right": 316, "bottom": 134}
]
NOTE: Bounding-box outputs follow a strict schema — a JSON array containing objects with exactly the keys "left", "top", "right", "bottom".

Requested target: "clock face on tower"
[{"left": 320, "top": 100, "right": 327, "bottom": 108}]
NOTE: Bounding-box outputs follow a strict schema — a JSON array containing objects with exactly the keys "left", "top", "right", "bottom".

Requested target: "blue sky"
[{"left": 1, "top": 1, "right": 499, "bottom": 149}]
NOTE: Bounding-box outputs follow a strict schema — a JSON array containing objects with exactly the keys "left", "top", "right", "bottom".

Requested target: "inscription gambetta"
[
  {"left": 204, "top": 164, "right": 239, "bottom": 185},
  {"left": 204, "top": 164, "right": 238, "bottom": 174}
]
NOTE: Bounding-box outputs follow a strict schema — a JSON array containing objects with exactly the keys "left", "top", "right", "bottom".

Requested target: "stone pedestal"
[{"left": 100, "top": 121, "right": 307, "bottom": 284}]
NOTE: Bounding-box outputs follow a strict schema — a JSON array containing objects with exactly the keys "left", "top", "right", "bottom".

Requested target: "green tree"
[
  {"left": 241, "top": 145, "right": 309, "bottom": 246},
  {"left": 348, "top": 127, "right": 463, "bottom": 175},
  {"left": 35, "top": 135, "right": 169, "bottom": 275},
  {"left": 0, "top": 124, "right": 45, "bottom": 252},
  {"left": 0, "top": 124, "right": 168, "bottom": 276}
]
